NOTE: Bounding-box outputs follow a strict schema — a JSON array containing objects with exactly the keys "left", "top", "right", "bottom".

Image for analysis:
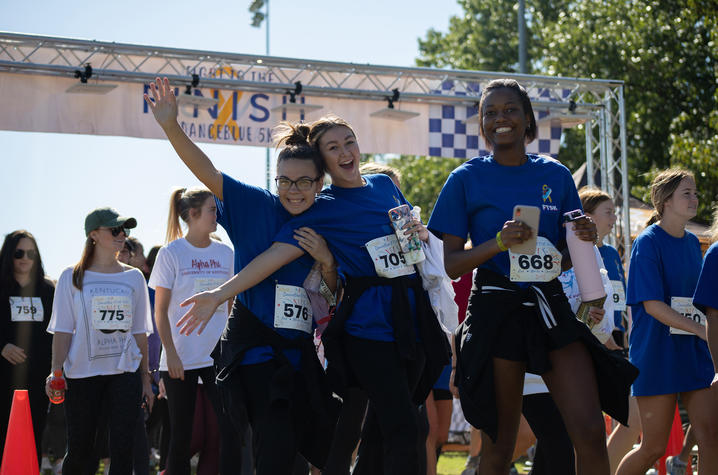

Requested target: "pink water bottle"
[
  {"left": 49, "top": 370, "right": 65, "bottom": 404},
  {"left": 564, "top": 210, "right": 605, "bottom": 301}
]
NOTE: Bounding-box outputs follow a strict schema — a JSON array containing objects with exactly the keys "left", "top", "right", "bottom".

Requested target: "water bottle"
[
  {"left": 49, "top": 370, "right": 65, "bottom": 404},
  {"left": 564, "top": 210, "right": 606, "bottom": 327}
]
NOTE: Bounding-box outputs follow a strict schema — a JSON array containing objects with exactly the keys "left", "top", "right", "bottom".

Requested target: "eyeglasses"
[
  {"left": 13, "top": 249, "right": 37, "bottom": 260},
  {"left": 103, "top": 226, "right": 129, "bottom": 237},
  {"left": 275, "top": 176, "right": 321, "bottom": 191}
]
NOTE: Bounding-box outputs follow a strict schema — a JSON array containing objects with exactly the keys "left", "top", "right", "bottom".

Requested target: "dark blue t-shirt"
[
  {"left": 694, "top": 241, "right": 718, "bottom": 315},
  {"left": 216, "top": 173, "right": 314, "bottom": 365},
  {"left": 427, "top": 154, "right": 582, "bottom": 278},
  {"left": 598, "top": 244, "right": 627, "bottom": 331},
  {"left": 626, "top": 224, "right": 713, "bottom": 396},
  {"left": 274, "top": 174, "right": 418, "bottom": 341}
]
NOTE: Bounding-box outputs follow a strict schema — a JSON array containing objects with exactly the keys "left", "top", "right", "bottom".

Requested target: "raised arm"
[
  {"left": 144, "top": 77, "right": 223, "bottom": 200},
  {"left": 177, "top": 242, "right": 304, "bottom": 335}
]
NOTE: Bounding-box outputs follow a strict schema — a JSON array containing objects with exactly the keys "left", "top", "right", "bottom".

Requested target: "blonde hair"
[
  {"left": 578, "top": 186, "right": 613, "bottom": 214},
  {"left": 646, "top": 168, "right": 695, "bottom": 226},
  {"left": 708, "top": 207, "right": 718, "bottom": 244},
  {"left": 359, "top": 162, "right": 402, "bottom": 186},
  {"left": 166, "top": 187, "right": 214, "bottom": 243}
]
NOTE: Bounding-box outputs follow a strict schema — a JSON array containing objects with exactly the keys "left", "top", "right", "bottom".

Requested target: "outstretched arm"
[
  {"left": 144, "top": 77, "right": 223, "bottom": 200},
  {"left": 177, "top": 242, "right": 304, "bottom": 335}
]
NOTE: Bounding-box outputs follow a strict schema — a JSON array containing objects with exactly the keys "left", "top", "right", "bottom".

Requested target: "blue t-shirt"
[
  {"left": 626, "top": 224, "right": 713, "bottom": 396},
  {"left": 274, "top": 174, "right": 417, "bottom": 341},
  {"left": 216, "top": 173, "right": 314, "bottom": 366},
  {"left": 694, "top": 241, "right": 718, "bottom": 315},
  {"left": 598, "top": 244, "right": 626, "bottom": 331},
  {"left": 427, "top": 154, "right": 582, "bottom": 279}
]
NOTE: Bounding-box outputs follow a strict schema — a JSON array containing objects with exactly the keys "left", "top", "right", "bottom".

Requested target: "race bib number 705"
[{"left": 365, "top": 235, "right": 415, "bottom": 278}]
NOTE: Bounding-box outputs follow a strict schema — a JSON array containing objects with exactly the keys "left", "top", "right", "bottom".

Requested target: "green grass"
[{"left": 437, "top": 451, "right": 532, "bottom": 475}]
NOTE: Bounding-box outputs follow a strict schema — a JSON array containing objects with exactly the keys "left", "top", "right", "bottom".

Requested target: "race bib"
[
  {"left": 274, "top": 284, "right": 313, "bottom": 334},
  {"left": 509, "top": 237, "right": 562, "bottom": 282},
  {"left": 9, "top": 296, "right": 44, "bottom": 322},
  {"left": 611, "top": 281, "right": 627, "bottom": 311},
  {"left": 670, "top": 297, "right": 706, "bottom": 335},
  {"left": 91, "top": 295, "right": 132, "bottom": 331},
  {"left": 366, "top": 235, "right": 415, "bottom": 278}
]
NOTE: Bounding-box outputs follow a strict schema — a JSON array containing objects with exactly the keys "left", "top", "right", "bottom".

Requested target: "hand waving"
[{"left": 143, "top": 77, "right": 178, "bottom": 130}]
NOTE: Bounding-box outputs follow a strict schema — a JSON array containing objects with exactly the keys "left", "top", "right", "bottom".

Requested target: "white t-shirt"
[
  {"left": 148, "top": 238, "right": 234, "bottom": 371},
  {"left": 47, "top": 266, "right": 153, "bottom": 378}
]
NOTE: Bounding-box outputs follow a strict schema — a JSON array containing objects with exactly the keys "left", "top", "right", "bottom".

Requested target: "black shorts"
[{"left": 432, "top": 388, "right": 452, "bottom": 401}]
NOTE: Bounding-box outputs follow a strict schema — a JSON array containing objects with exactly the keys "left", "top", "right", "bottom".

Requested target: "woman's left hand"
[
  {"left": 294, "top": 227, "right": 335, "bottom": 270},
  {"left": 403, "top": 219, "right": 429, "bottom": 243},
  {"left": 571, "top": 216, "right": 598, "bottom": 243}
]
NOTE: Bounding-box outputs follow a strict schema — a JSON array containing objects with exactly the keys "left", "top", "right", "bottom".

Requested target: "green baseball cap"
[{"left": 84, "top": 207, "right": 137, "bottom": 236}]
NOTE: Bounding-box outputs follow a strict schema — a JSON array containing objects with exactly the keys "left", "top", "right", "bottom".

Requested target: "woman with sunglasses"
[
  {"left": 0, "top": 230, "right": 55, "bottom": 464},
  {"left": 179, "top": 115, "right": 450, "bottom": 475},
  {"left": 145, "top": 78, "right": 339, "bottom": 474},
  {"left": 46, "top": 208, "right": 154, "bottom": 475}
]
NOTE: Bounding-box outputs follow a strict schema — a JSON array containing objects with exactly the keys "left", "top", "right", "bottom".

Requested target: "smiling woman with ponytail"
[{"left": 148, "top": 186, "right": 234, "bottom": 475}]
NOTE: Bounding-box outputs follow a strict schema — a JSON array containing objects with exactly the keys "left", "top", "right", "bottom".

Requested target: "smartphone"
[{"left": 511, "top": 205, "right": 540, "bottom": 254}]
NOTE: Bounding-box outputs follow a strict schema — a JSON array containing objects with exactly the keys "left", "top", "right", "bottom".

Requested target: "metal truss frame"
[{"left": 0, "top": 31, "right": 630, "bottom": 257}]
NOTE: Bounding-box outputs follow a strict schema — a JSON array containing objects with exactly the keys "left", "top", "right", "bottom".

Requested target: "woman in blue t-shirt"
[
  {"left": 144, "top": 78, "right": 339, "bottom": 474},
  {"left": 427, "top": 79, "right": 636, "bottom": 475},
  {"left": 180, "top": 116, "right": 450, "bottom": 475},
  {"left": 619, "top": 169, "right": 718, "bottom": 474},
  {"left": 694, "top": 209, "right": 718, "bottom": 388}
]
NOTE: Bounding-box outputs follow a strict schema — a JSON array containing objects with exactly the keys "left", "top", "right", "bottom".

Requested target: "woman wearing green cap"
[{"left": 45, "top": 207, "right": 154, "bottom": 475}]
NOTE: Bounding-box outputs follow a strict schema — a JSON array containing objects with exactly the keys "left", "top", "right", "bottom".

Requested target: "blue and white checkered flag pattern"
[{"left": 428, "top": 81, "right": 569, "bottom": 160}]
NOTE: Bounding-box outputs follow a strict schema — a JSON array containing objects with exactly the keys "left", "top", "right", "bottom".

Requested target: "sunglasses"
[
  {"left": 103, "top": 226, "right": 130, "bottom": 237},
  {"left": 13, "top": 249, "right": 37, "bottom": 260}
]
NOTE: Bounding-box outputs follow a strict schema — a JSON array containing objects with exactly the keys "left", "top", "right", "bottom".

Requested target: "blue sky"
[{"left": 0, "top": 0, "right": 463, "bottom": 278}]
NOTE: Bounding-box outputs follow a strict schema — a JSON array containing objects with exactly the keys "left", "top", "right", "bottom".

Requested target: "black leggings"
[
  {"left": 343, "top": 334, "right": 426, "bottom": 475},
  {"left": 63, "top": 372, "right": 141, "bottom": 475},
  {"left": 161, "top": 366, "right": 223, "bottom": 475},
  {"left": 522, "top": 392, "right": 575, "bottom": 475}
]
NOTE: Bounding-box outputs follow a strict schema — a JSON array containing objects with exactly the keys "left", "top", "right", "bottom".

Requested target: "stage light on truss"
[
  {"left": 65, "top": 63, "right": 118, "bottom": 94},
  {"left": 174, "top": 74, "right": 219, "bottom": 108},
  {"left": 537, "top": 112, "right": 592, "bottom": 128},
  {"left": 270, "top": 81, "right": 323, "bottom": 115},
  {"left": 370, "top": 89, "right": 419, "bottom": 121},
  {"left": 369, "top": 107, "right": 419, "bottom": 121},
  {"left": 66, "top": 83, "right": 118, "bottom": 94}
]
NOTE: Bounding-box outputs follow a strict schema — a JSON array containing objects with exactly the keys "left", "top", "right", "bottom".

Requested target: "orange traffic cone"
[
  {"left": 656, "top": 403, "right": 693, "bottom": 475},
  {"left": 0, "top": 390, "right": 39, "bottom": 475}
]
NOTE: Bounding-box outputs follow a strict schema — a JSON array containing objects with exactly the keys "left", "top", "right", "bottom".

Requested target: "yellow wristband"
[{"left": 496, "top": 230, "right": 508, "bottom": 252}]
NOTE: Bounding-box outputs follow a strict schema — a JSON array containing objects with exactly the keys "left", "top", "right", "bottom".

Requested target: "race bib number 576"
[{"left": 274, "top": 284, "right": 313, "bottom": 334}]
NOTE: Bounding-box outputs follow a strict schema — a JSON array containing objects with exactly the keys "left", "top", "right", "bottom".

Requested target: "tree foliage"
[{"left": 416, "top": 0, "right": 718, "bottom": 222}]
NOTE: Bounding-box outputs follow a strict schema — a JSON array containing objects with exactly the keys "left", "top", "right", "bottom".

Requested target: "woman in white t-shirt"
[
  {"left": 148, "top": 187, "right": 234, "bottom": 475},
  {"left": 46, "top": 207, "right": 153, "bottom": 475}
]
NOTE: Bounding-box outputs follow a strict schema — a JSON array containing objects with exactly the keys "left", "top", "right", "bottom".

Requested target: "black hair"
[
  {"left": 0, "top": 230, "right": 48, "bottom": 291},
  {"left": 478, "top": 79, "right": 538, "bottom": 144}
]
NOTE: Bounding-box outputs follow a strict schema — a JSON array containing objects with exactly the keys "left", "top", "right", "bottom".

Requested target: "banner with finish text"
[{"left": 0, "top": 72, "right": 563, "bottom": 158}]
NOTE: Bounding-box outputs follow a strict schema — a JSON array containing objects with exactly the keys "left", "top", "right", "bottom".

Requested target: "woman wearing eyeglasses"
[
  {"left": 145, "top": 78, "right": 339, "bottom": 474},
  {"left": 0, "top": 230, "right": 56, "bottom": 465},
  {"left": 46, "top": 208, "right": 154, "bottom": 475}
]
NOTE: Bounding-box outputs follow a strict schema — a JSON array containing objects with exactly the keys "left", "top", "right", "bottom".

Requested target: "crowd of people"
[{"left": 2, "top": 77, "right": 717, "bottom": 475}]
